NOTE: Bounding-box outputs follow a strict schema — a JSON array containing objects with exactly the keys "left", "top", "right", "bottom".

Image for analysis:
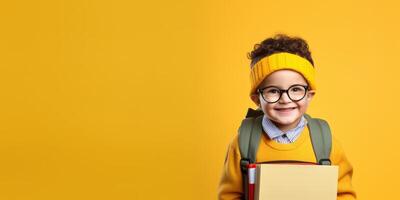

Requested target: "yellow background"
[{"left": 0, "top": 0, "right": 398, "bottom": 199}]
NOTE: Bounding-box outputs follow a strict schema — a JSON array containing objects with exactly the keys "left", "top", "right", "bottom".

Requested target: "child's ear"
[
  {"left": 306, "top": 90, "right": 316, "bottom": 101},
  {"left": 250, "top": 93, "right": 260, "bottom": 106}
]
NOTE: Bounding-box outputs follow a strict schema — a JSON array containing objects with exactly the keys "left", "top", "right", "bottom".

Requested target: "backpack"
[{"left": 238, "top": 108, "right": 332, "bottom": 200}]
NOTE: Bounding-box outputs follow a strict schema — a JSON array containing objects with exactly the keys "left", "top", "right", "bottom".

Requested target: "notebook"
[{"left": 254, "top": 164, "right": 338, "bottom": 200}]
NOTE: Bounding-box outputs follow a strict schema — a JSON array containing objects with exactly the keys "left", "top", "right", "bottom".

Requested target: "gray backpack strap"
[
  {"left": 248, "top": 116, "right": 263, "bottom": 163},
  {"left": 238, "top": 115, "right": 263, "bottom": 200},
  {"left": 304, "top": 114, "right": 332, "bottom": 165},
  {"left": 238, "top": 118, "right": 253, "bottom": 168},
  {"left": 238, "top": 116, "right": 263, "bottom": 168}
]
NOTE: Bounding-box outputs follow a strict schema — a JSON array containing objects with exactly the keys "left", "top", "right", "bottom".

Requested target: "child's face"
[{"left": 251, "top": 70, "right": 315, "bottom": 132}]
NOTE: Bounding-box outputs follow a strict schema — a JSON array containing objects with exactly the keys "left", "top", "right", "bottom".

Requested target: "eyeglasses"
[{"left": 257, "top": 84, "right": 309, "bottom": 103}]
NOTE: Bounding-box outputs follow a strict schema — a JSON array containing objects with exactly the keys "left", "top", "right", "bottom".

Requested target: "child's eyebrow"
[{"left": 261, "top": 84, "right": 281, "bottom": 89}]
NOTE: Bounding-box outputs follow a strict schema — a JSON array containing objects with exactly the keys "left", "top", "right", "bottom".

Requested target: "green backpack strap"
[
  {"left": 304, "top": 113, "right": 332, "bottom": 165},
  {"left": 238, "top": 115, "right": 263, "bottom": 169},
  {"left": 238, "top": 115, "right": 263, "bottom": 200}
]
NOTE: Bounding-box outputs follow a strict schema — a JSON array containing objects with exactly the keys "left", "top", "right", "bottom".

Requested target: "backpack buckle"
[
  {"left": 318, "top": 158, "right": 331, "bottom": 165},
  {"left": 240, "top": 158, "right": 253, "bottom": 173}
]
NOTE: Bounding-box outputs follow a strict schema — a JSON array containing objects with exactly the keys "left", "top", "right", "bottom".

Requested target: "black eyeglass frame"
[{"left": 257, "top": 84, "right": 310, "bottom": 103}]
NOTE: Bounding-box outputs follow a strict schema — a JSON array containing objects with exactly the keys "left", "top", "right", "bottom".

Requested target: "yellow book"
[{"left": 255, "top": 164, "right": 338, "bottom": 200}]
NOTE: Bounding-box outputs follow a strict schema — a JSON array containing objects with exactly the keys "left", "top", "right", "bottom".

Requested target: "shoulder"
[
  {"left": 330, "top": 134, "right": 350, "bottom": 165},
  {"left": 229, "top": 133, "right": 241, "bottom": 155},
  {"left": 222, "top": 133, "right": 241, "bottom": 164}
]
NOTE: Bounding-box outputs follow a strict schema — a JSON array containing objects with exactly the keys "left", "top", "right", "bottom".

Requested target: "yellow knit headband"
[{"left": 249, "top": 52, "right": 316, "bottom": 96}]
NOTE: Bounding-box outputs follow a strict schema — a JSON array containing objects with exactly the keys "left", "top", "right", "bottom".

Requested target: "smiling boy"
[{"left": 217, "top": 34, "right": 357, "bottom": 200}]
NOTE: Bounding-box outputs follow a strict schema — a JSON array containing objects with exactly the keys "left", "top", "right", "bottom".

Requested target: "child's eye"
[
  {"left": 290, "top": 86, "right": 304, "bottom": 92},
  {"left": 267, "top": 89, "right": 279, "bottom": 94}
]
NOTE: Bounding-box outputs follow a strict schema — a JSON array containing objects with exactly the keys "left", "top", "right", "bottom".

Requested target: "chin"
[{"left": 271, "top": 117, "right": 298, "bottom": 126}]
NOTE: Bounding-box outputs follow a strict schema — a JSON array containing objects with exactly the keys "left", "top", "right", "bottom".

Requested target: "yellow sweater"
[{"left": 218, "top": 126, "right": 357, "bottom": 200}]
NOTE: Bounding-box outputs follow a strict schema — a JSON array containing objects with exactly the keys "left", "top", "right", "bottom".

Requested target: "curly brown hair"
[{"left": 247, "top": 34, "right": 314, "bottom": 67}]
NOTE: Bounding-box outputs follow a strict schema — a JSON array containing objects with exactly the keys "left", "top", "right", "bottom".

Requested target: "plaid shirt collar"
[{"left": 261, "top": 114, "right": 308, "bottom": 143}]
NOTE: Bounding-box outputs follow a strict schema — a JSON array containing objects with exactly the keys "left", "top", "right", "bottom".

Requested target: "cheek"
[
  {"left": 297, "top": 100, "right": 310, "bottom": 112},
  {"left": 260, "top": 102, "right": 274, "bottom": 113}
]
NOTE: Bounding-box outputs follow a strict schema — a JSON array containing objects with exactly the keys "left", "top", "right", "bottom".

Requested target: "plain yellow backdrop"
[{"left": 0, "top": 0, "right": 399, "bottom": 199}]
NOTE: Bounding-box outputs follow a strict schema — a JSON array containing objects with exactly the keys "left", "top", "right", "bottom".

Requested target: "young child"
[{"left": 217, "top": 34, "right": 357, "bottom": 200}]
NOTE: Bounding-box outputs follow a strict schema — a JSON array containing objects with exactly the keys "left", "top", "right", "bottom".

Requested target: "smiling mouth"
[{"left": 275, "top": 107, "right": 297, "bottom": 111}]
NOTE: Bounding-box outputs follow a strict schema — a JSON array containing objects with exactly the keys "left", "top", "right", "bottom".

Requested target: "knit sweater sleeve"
[
  {"left": 217, "top": 134, "right": 244, "bottom": 200},
  {"left": 331, "top": 136, "right": 357, "bottom": 200}
]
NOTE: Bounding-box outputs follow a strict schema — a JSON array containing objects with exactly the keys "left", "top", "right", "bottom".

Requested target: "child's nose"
[{"left": 279, "top": 92, "right": 292, "bottom": 103}]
